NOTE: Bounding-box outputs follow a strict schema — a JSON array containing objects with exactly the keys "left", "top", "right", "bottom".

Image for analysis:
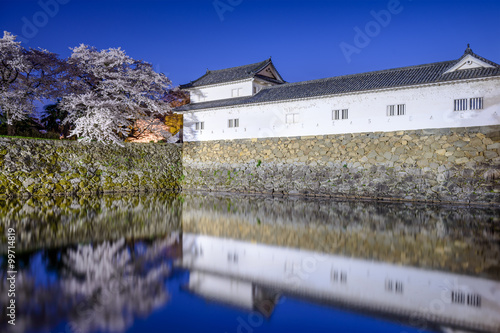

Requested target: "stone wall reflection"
[
  {"left": 181, "top": 192, "right": 500, "bottom": 279},
  {"left": 0, "top": 236, "right": 179, "bottom": 333},
  {"left": 0, "top": 192, "right": 182, "bottom": 252}
]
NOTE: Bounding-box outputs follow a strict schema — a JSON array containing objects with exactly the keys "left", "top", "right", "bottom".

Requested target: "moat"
[{"left": 1, "top": 192, "right": 499, "bottom": 333}]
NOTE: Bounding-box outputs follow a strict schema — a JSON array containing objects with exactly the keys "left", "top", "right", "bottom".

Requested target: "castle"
[{"left": 175, "top": 46, "right": 500, "bottom": 142}]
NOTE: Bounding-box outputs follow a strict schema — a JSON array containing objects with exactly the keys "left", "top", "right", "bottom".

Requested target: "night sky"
[{"left": 1, "top": 0, "right": 499, "bottom": 87}]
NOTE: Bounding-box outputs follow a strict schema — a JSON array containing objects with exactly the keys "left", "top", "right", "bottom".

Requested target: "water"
[{"left": 1, "top": 192, "right": 499, "bottom": 333}]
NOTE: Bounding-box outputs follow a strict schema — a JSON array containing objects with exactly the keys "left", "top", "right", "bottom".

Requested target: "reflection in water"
[
  {"left": 0, "top": 192, "right": 182, "bottom": 252},
  {"left": 181, "top": 233, "right": 500, "bottom": 333},
  {"left": 0, "top": 236, "right": 180, "bottom": 333},
  {"left": 182, "top": 192, "right": 500, "bottom": 279},
  {"left": 0, "top": 192, "right": 499, "bottom": 333},
  {"left": 186, "top": 271, "right": 279, "bottom": 318},
  {"left": 62, "top": 236, "right": 177, "bottom": 333}
]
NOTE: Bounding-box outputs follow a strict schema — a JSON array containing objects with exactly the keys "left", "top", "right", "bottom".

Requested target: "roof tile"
[
  {"left": 175, "top": 51, "right": 500, "bottom": 112},
  {"left": 180, "top": 59, "right": 273, "bottom": 88}
]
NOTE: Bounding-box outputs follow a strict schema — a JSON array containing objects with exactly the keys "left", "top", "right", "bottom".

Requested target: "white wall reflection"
[{"left": 180, "top": 233, "right": 500, "bottom": 333}]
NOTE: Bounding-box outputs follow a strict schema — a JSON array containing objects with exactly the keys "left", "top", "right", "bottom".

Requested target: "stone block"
[
  {"left": 484, "top": 151, "right": 499, "bottom": 159},
  {"left": 487, "top": 143, "right": 500, "bottom": 150}
]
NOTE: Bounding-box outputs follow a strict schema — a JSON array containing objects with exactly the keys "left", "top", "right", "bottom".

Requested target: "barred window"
[
  {"left": 342, "top": 109, "right": 349, "bottom": 119},
  {"left": 231, "top": 88, "right": 243, "bottom": 97},
  {"left": 286, "top": 113, "right": 299, "bottom": 124},
  {"left": 333, "top": 109, "right": 348, "bottom": 120},
  {"left": 397, "top": 104, "right": 405, "bottom": 116},
  {"left": 470, "top": 97, "right": 483, "bottom": 110},
  {"left": 388, "top": 104, "right": 406, "bottom": 116},
  {"left": 385, "top": 279, "right": 403, "bottom": 294},
  {"left": 387, "top": 105, "right": 395, "bottom": 116},
  {"left": 331, "top": 269, "right": 347, "bottom": 284},
  {"left": 451, "top": 291, "right": 481, "bottom": 308},
  {"left": 195, "top": 122, "right": 204, "bottom": 130},
  {"left": 454, "top": 98, "right": 468, "bottom": 111},
  {"left": 333, "top": 109, "right": 340, "bottom": 120},
  {"left": 228, "top": 118, "right": 239, "bottom": 128}
]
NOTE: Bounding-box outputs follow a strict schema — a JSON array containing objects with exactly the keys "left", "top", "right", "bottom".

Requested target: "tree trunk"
[
  {"left": 5, "top": 111, "right": 15, "bottom": 136},
  {"left": 7, "top": 123, "right": 15, "bottom": 136}
]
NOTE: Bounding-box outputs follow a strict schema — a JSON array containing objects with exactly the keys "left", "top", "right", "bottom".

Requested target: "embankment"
[
  {"left": 182, "top": 125, "right": 500, "bottom": 204},
  {"left": 0, "top": 138, "right": 182, "bottom": 197}
]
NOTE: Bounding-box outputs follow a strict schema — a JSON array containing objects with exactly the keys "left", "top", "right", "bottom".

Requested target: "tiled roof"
[
  {"left": 175, "top": 49, "right": 500, "bottom": 112},
  {"left": 180, "top": 58, "right": 275, "bottom": 89}
]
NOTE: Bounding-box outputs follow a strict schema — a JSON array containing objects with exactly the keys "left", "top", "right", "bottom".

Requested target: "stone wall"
[
  {"left": 182, "top": 125, "right": 500, "bottom": 204},
  {"left": 0, "top": 138, "right": 182, "bottom": 197}
]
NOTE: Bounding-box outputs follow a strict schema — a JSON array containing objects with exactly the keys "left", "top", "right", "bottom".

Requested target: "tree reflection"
[
  {"left": 62, "top": 236, "right": 178, "bottom": 333},
  {"left": 0, "top": 235, "right": 179, "bottom": 333}
]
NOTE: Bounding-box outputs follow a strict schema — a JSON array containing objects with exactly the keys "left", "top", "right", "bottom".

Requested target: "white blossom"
[
  {"left": 61, "top": 45, "right": 172, "bottom": 145},
  {"left": 0, "top": 31, "right": 30, "bottom": 125},
  {"left": 0, "top": 31, "right": 67, "bottom": 131}
]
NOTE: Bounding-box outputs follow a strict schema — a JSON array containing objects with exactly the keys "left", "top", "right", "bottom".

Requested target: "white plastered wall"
[
  {"left": 180, "top": 78, "right": 500, "bottom": 142},
  {"left": 188, "top": 79, "right": 254, "bottom": 103}
]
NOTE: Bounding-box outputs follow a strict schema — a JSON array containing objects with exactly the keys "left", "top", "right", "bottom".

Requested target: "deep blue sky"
[{"left": 1, "top": 0, "right": 499, "bottom": 87}]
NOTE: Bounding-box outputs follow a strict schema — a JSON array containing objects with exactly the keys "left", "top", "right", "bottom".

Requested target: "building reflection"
[
  {"left": 186, "top": 271, "right": 279, "bottom": 318},
  {"left": 181, "top": 193, "right": 500, "bottom": 279},
  {"left": 180, "top": 233, "right": 500, "bottom": 333}
]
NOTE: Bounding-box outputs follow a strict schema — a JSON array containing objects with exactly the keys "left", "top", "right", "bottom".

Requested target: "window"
[
  {"left": 385, "top": 279, "right": 403, "bottom": 294},
  {"left": 387, "top": 105, "right": 395, "bottom": 116},
  {"left": 333, "top": 109, "right": 340, "bottom": 120},
  {"left": 451, "top": 291, "right": 481, "bottom": 308},
  {"left": 331, "top": 269, "right": 347, "bottom": 284},
  {"left": 194, "top": 122, "right": 204, "bottom": 130},
  {"left": 286, "top": 113, "right": 299, "bottom": 124},
  {"left": 387, "top": 104, "right": 405, "bottom": 116},
  {"left": 231, "top": 88, "right": 243, "bottom": 97},
  {"left": 333, "top": 109, "right": 348, "bottom": 120},
  {"left": 228, "top": 118, "right": 239, "bottom": 128},
  {"left": 470, "top": 97, "right": 483, "bottom": 110},
  {"left": 454, "top": 98, "right": 468, "bottom": 111},
  {"left": 454, "top": 97, "right": 484, "bottom": 111},
  {"left": 395, "top": 281, "right": 404, "bottom": 293},
  {"left": 397, "top": 104, "right": 405, "bottom": 116}
]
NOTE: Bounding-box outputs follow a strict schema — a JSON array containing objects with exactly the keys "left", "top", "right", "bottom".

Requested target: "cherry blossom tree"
[
  {"left": 0, "top": 31, "right": 68, "bottom": 135},
  {"left": 0, "top": 31, "right": 28, "bottom": 135},
  {"left": 61, "top": 45, "right": 172, "bottom": 145}
]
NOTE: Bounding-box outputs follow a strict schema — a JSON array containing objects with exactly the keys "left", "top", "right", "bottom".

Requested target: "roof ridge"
[
  {"left": 206, "top": 59, "right": 269, "bottom": 73},
  {"left": 261, "top": 59, "right": 456, "bottom": 90}
]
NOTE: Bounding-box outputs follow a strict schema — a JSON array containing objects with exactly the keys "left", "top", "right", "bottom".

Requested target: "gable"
[
  {"left": 257, "top": 64, "right": 278, "bottom": 80},
  {"left": 444, "top": 54, "right": 496, "bottom": 74},
  {"left": 180, "top": 59, "right": 270, "bottom": 89}
]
